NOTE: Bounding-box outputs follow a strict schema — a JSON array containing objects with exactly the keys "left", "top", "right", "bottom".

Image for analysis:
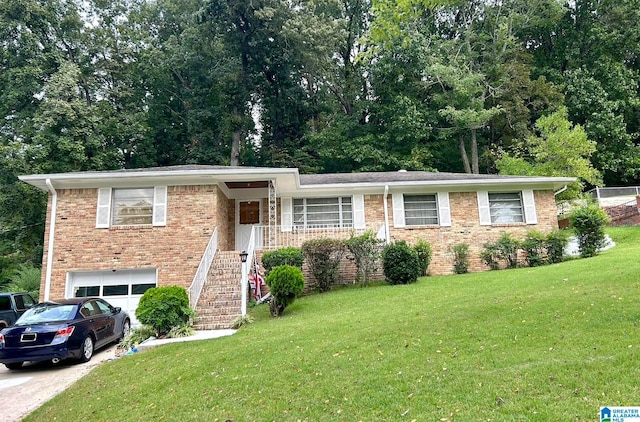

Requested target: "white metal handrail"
[
  {"left": 187, "top": 227, "right": 218, "bottom": 307},
  {"left": 251, "top": 223, "right": 385, "bottom": 250},
  {"left": 241, "top": 226, "right": 257, "bottom": 316}
]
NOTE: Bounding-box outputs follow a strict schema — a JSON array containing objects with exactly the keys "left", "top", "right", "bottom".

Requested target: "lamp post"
[{"left": 239, "top": 250, "right": 248, "bottom": 316}]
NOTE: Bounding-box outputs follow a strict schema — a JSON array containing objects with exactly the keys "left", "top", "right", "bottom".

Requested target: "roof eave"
[
  {"left": 291, "top": 177, "right": 576, "bottom": 194},
  {"left": 19, "top": 168, "right": 301, "bottom": 191}
]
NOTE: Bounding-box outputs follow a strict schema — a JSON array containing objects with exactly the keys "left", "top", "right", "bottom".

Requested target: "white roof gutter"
[
  {"left": 43, "top": 178, "right": 57, "bottom": 301},
  {"left": 383, "top": 185, "right": 391, "bottom": 243},
  {"left": 554, "top": 185, "right": 568, "bottom": 196}
]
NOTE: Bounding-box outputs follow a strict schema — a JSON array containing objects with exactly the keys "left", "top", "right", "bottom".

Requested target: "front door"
[{"left": 236, "top": 200, "right": 263, "bottom": 251}]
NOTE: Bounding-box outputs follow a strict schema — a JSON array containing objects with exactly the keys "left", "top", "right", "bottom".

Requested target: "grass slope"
[{"left": 26, "top": 227, "right": 640, "bottom": 421}]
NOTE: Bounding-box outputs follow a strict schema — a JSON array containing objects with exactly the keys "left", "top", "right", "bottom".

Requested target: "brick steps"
[
  {"left": 193, "top": 251, "right": 243, "bottom": 329},
  {"left": 192, "top": 250, "right": 268, "bottom": 330}
]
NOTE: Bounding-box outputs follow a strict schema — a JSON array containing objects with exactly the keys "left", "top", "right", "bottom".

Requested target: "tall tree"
[{"left": 496, "top": 107, "right": 602, "bottom": 198}]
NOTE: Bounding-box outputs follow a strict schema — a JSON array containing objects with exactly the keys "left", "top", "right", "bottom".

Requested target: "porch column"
[{"left": 268, "top": 180, "right": 277, "bottom": 249}]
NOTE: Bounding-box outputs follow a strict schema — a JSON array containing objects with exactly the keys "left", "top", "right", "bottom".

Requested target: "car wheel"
[
  {"left": 120, "top": 319, "right": 131, "bottom": 341},
  {"left": 80, "top": 335, "right": 94, "bottom": 362},
  {"left": 5, "top": 362, "right": 23, "bottom": 370}
]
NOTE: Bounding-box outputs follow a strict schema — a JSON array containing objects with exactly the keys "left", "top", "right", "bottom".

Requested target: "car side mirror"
[{"left": 114, "top": 307, "right": 122, "bottom": 314}]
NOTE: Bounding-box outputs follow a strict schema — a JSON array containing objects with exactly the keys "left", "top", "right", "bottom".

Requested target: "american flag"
[{"left": 252, "top": 255, "right": 264, "bottom": 301}]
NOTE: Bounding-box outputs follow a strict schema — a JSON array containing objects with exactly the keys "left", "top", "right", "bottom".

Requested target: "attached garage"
[{"left": 67, "top": 269, "right": 157, "bottom": 326}]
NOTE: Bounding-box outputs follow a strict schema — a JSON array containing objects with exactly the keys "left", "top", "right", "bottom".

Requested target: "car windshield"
[{"left": 15, "top": 304, "right": 77, "bottom": 325}]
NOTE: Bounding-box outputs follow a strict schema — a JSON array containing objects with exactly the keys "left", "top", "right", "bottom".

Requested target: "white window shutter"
[
  {"left": 153, "top": 186, "right": 167, "bottom": 226},
  {"left": 353, "top": 195, "right": 366, "bottom": 229},
  {"left": 281, "top": 197, "right": 292, "bottom": 232},
  {"left": 437, "top": 192, "right": 451, "bottom": 226},
  {"left": 392, "top": 193, "right": 405, "bottom": 228},
  {"left": 522, "top": 189, "right": 537, "bottom": 224},
  {"left": 477, "top": 191, "right": 491, "bottom": 225},
  {"left": 96, "top": 188, "right": 112, "bottom": 228}
]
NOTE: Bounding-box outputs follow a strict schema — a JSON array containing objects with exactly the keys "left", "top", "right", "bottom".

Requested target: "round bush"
[
  {"left": 569, "top": 203, "right": 609, "bottom": 258},
  {"left": 382, "top": 241, "right": 421, "bottom": 285},
  {"left": 266, "top": 265, "right": 305, "bottom": 316},
  {"left": 135, "top": 286, "right": 195, "bottom": 336}
]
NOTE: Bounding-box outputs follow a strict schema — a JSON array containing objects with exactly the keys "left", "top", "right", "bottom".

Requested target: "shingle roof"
[{"left": 299, "top": 171, "right": 532, "bottom": 185}]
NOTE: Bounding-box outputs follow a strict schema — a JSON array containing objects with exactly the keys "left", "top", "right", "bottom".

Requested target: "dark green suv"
[{"left": 0, "top": 293, "right": 37, "bottom": 328}]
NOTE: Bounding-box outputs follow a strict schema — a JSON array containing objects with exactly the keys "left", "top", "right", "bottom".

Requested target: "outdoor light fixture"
[{"left": 239, "top": 250, "right": 248, "bottom": 263}]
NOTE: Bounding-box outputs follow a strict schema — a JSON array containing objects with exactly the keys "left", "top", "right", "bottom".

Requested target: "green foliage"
[
  {"left": 413, "top": 239, "right": 433, "bottom": 276},
  {"left": 382, "top": 241, "right": 421, "bottom": 285},
  {"left": 2, "top": 263, "right": 41, "bottom": 299},
  {"left": 117, "top": 325, "right": 156, "bottom": 350},
  {"left": 521, "top": 230, "right": 548, "bottom": 267},
  {"left": 301, "top": 238, "right": 345, "bottom": 293},
  {"left": 546, "top": 230, "right": 570, "bottom": 264},
  {"left": 479, "top": 242, "right": 501, "bottom": 270},
  {"left": 569, "top": 203, "right": 610, "bottom": 258},
  {"left": 496, "top": 107, "right": 602, "bottom": 199},
  {"left": 260, "top": 247, "right": 303, "bottom": 275},
  {"left": 344, "top": 231, "right": 384, "bottom": 285},
  {"left": 135, "top": 286, "right": 195, "bottom": 337},
  {"left": 231, "top": 314, "right": 255, "bottom": 329},
  {"left": 450, "top": 243, "right": 470, "bottom": 274},
  {"left": 481, "top": 233, "right": 521, "bottom": 270},
  {"left": 167, "top": 324, "right": 196, "bottom": 338},
  {"left": 265, "top": 265, "right": 305, "bottom": 317}
]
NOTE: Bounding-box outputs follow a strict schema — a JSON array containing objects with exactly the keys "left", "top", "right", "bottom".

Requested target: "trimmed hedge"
[{"left": 382, "top": 241, "right": 421, "bottom": 285}]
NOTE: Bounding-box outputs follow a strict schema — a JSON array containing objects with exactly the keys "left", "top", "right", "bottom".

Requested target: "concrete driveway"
[{"left": 0, "top": 345, "right": 118, "bottom": 422}]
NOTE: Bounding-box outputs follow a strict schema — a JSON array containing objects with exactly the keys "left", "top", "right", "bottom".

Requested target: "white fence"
[{"left": 252, "top": 223, "right": 386, "bottom": 250}]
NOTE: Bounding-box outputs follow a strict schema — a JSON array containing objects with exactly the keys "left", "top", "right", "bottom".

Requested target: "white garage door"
[{"left": 67, "top": 269, "right": 157, "bottom": 326}]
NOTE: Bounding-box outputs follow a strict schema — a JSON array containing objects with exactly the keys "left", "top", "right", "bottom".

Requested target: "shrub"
[
  {"left": 382, "top": 241, "right": 421, "bottom": 285},
  {"left": 118, "top": 325, "right": 156, "bottom": 350},
  {"left": 344, "top": 231, "right": 384, "bottom": 285},
  {"left": 569, "top": 203, "right": 610, "bottom": 258},
  {"left": 479, "top": 242, "right": 501, "bottom": 270},
  {"left": 546, "top": 230, "right": 569, "bottom": 264},
  {"left": 301, "top": 238, "right": 345, "bottom": 292},
  {"left": 266, "top": 265, "right": 305, "bottom": 316},
  {"left": 481, "top": 233, "right": 521, "bottom": 269},
  {"left": 261, "top": 247, "right": 303, "bottom": 275},
  {"left": 496, "top": 233, "right": 521, "bottom": 268},
  {"left": 413, "top": 239, "right": 433, "bottom": 276},
  {"left": 451, "top": 243, "right": 470, "bottom": 274},
  {"left": 3, "top": 263, "right": 41, "bottom": 299},
  {"left": 135, "top": 286, "right": 195, "bottom": 337},
  {"left": 521, "top": 230, "right": 547, "bottom": 267}
]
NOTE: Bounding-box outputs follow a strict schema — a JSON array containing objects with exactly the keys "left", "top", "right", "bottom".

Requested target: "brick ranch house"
[{"left": 19, "top": 165, "right": 574, "bottom": 329}]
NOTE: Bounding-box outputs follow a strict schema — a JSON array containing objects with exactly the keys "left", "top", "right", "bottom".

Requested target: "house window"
[
  {"left": 111, "top": 188, "right": 154, "bottom": 226},
  {"left": 404, "top": 194, "right": 439, "bottom": 226},
  {"left": 489, "top": 192, "right": 524, "bottom": 223},
  {"left": 293, "top": 197, "right": 353, "bottom": 228}
]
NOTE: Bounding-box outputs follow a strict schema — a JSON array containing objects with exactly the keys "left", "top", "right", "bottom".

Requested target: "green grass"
[{"left": 26, "top": 227, "right": 640, "bottom": 421}]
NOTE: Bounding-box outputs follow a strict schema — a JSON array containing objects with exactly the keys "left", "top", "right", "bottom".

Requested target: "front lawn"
[{"left": 26, "top": 227, "right": 640, "bottom": 421}]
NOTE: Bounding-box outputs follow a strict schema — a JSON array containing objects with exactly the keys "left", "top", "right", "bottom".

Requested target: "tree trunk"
[
  {"left": 230, "top": 129, "right": 241, "bottom": 166},
  {"left": 471, "top": 128, "right": 479, "bottom": 174},
  {"left": 459, "top": 133, "right": 472, "bottom": 174}
]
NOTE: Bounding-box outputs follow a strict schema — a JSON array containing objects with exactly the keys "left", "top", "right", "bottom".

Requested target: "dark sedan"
[{"left": 0, "top": 297, "right": 130, "bottom": 370}]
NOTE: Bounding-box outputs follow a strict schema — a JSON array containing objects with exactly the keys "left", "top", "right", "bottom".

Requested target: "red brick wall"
[
  {"left": 298, "top": 190, "right": 560, "bottom": 281},
  {"left": 40, "top": 185, "right": 230, "bottom": 300},
  {"left": 40, "top": 186, "right": 562, "bottom": 301},
  {"left": 384, "top": 190, "right": 559, "bottom": 275}
]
